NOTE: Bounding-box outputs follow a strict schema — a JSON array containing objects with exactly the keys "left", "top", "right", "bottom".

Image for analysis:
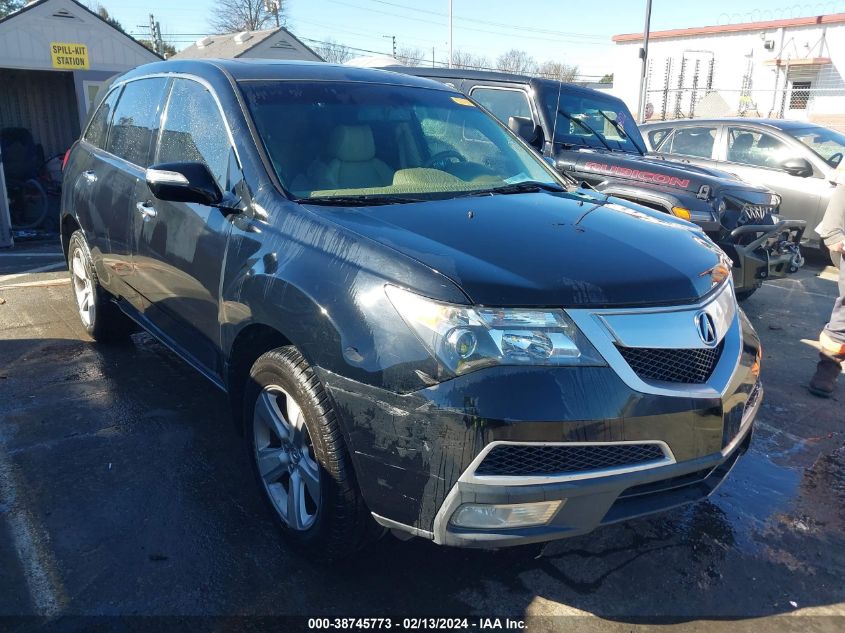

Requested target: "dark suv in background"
[
  {"left": 396, "top": 67, "right": 805, "bottom": 300},
  {"left": 61, "top": 60, "right": 761, "bottom": 556}
]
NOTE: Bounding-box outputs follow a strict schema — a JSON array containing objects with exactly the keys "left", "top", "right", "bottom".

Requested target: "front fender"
[{"left": 219, "top": 197, "right": 465, "bottom": 394}]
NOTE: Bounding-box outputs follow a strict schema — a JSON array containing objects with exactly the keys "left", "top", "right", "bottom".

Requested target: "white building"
[
  {"left": 0, "top": 0, "right": 160, "bottom": 247},
  {"left": 611, "top": 13, "right": 845, "bottom": 130},
  {"left": 173, "top": 27, "right": 322, "bottom": 62}
]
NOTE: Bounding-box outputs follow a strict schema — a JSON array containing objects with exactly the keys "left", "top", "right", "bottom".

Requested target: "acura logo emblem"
[{"left": 695, "top": 311, "right": 718, "bottom": 346}]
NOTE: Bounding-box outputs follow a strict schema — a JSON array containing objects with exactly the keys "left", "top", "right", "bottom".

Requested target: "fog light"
[
  {"left": 450, "top": 500, "right": 564, "bottom": 529},
  {"left": 671, "top": 206, "right": 692, "bottom": 220}
]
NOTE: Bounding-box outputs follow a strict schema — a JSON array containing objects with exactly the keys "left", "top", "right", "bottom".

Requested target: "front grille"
[
  {"left": 474, "top": 443, "right": 667, "bottom": 477},
  {"left": 740, "top": 203, "right": 775, "bottom": 223},
  {"left": 616, "top": 341, "right": 723, "bottom": 384}
]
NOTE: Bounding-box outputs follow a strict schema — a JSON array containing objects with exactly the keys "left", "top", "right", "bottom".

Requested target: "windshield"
[
  {"left": 240, "top": 81, "right": 560, "bottom": 200},
  {"left": 784, "top": 126, "right": 845, "bottom": 167},
  {"left": 540, "top": 88, "right": 645, "bottom": 154}
]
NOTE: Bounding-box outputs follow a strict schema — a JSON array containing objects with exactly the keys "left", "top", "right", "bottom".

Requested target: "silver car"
[{"left": 640, "top": 118, "right": 844, "bottom": 248}]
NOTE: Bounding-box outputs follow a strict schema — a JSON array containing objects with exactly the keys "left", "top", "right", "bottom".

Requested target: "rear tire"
[
  {"left": 244, "top": 347, "right": 379, "bottom": 559},
  {"left": 67, "top": 230, "right": 135, "bottom": 342}
]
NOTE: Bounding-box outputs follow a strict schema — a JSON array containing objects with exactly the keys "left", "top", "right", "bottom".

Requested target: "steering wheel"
[
  {"left": 425, "top": 150, "right": 466, "bottom": 170},
  {"left": 828, "top": 152, "right": 843, "bottom": 167}
]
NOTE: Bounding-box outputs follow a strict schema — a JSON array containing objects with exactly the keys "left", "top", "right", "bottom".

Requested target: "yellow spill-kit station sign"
[{"left": 50, "top": 42, "right": 89, "bottom": 69}]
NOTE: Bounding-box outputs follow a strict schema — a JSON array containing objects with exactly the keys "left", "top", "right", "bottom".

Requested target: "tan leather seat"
[{"left": 325, "top": 125, "right": 393, "bottom": 189}]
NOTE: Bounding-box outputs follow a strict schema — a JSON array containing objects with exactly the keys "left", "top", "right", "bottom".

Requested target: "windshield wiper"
[
  {"left": 595, "top": 110, "right": 647, "bottom": 155},
  {"left": 461, "top": 181, "right": 566, "bottom": 197},
  {"left": 557, "top": 110, "right": 614, "bottom": 153},
  {"left": 295, "top": 195, "right": 423, "bottom": 206}
]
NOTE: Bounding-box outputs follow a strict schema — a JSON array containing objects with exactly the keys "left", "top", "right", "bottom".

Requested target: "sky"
[{"left": 100, "top": 0, "right": 845, "bottom": 78}]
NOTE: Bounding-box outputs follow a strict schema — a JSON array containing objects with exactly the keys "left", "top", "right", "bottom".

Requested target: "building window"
[{"left": 789, "top": 81, "right": 811, "bottom": 110}]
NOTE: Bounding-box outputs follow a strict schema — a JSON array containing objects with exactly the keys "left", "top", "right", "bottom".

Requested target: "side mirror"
[
  {"left": 508, "top": 116, "right": 541, "bottom": 148},
  {"left": 145, "top": 162, "right": 223, "bottom": 205},
  {"left": 781, "top": 157, "right": 813, "bottom": 178}
]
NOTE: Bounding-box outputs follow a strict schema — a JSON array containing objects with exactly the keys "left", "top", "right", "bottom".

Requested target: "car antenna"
[{"left": 549, "top": 79, "right": 563, "bottom": 159}]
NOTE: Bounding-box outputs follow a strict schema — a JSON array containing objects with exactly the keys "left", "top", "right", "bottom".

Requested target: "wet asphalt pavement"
[{"left": 0, "top": 242, "right": 844, "bottom": 631}]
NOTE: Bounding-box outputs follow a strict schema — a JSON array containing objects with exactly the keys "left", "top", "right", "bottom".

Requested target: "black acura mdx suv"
[{"left": 61, "top": 60, "right": 762, "bottom": 556}]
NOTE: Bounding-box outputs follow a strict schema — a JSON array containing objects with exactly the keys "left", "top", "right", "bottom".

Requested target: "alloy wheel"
[
  {"left": 71, "top": 249, "right": 95, "bottom": 328},
  {"left": 253, "top": 385, "right": 321, "bottom": 530}
]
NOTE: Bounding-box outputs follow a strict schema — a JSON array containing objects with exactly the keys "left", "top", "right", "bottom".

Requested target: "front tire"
[
  {"left": 67, "top": 230, "right": 134, "bottom": 342},
  {"left": 244, "top": 347, "right": 378, "bottom": 558},
  {"left": 735, "top": 287, "right": 757, "bottom": 301}
]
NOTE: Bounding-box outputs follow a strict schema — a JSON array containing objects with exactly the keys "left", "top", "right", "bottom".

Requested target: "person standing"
[{"left": 809, "top": 162, "right": 845, "bottom": 397}]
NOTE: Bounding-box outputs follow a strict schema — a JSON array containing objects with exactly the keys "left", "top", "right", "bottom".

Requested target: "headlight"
[
  {"left": 770, "top": 193, "right": 782, "bottom": 207},
  {"left": 385, "top": 286, "right": 606, "bottom": 376}
]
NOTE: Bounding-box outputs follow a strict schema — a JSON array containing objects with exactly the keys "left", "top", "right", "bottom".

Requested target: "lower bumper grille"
[
  {"left": 474, "top": 443, "right": 667, "bottom": 477},
  {"left": 723, "top": 380, "right": 762, "bottom": 447},
  {"left": 616, "top": 342, "right": 724, "bottom": 384}
]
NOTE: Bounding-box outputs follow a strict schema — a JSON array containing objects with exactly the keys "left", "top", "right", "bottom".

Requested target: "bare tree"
[
  {"left": 210, "top": 0, "right": 285, "bottom": 33},
  {"left": 495, "top": 49, "right": 537, "bottom": 75},
  {"left": 395, "top": 46, "right": 424, "bottom": 66},
  {"left": 0, "top": 0, "right": 24, "bottom": 19},
  {"left": 451, "top": 49, "right": 490, "bottom": 70},
  {"left": 314, "top": 38, "right": 352, "bottom": 64},
  {"left": 537, "top": 60, "right": 579, "bottom": 82}
]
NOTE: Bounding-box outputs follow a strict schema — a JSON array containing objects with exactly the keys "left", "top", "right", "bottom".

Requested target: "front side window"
[
  {"left": 787, "top": 126, "right": 845, "bottom": 167},
  {"left": 663, "top": 126, "right": 717, "bottom": 159},
  {"left": 83, "top": 87, "right": 120, "bottom": 150},
  {"left": 107, "top": 78, "right": 169, "bottom": 167},
  {"left": 726, "top": 128, "right": 790, "bottom": 169},
  {"left": 240, "top": 81, "right": 559, "bottom": 199},
  {"left": 156, "top": 79, "right": 235, "bottom": 191},
  {"left": 470, "top": 87, "right": 532, "bottom": 124},
  {"left": 540, "top": 90, "right": 646, "bottom": 154}
]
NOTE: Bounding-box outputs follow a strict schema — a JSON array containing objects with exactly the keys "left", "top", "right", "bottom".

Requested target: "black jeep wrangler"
[{"left": 395, "top": 67, "right": 805, "bottom": 300}]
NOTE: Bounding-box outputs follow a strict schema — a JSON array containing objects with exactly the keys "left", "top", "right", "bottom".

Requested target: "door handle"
[
  {"left": 135, "top": 201, "right": 157, "bottom": 220},
  {"left": 81, "top": 170, "right": 97, "bottom": 183}
]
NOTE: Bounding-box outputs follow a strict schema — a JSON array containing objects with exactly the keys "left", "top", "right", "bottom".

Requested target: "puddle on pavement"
[{"left": 709, "top": 442, "right": 802, "bottom": 552}]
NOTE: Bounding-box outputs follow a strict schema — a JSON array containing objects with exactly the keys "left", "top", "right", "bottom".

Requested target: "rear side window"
[
  {"left": 646, "top": 128, "right": 670, "bottom": 150},
  {"left": 470, "top": 87, "right": 532, "bottom": 124},
  {"left": 107, "top": 77, "right": 168, "bottom": 167},
  {"left": 83, "top": 88, "right": 120, "bottom": 149},
  {"left": 156, "top": 79, "right": 234, "bottom": 190},
  {"left": 663, "top": 126, "right": 717, "bottom": 159}
]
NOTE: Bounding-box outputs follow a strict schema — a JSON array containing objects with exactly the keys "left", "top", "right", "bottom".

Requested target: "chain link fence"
[{"left": 642, "top": 87, "right": 845, "bottom": 130}]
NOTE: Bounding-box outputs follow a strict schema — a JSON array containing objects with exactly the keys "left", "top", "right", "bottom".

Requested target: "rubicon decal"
[{"left": 583, "top": 161, "right": 691, "bottom": 189}]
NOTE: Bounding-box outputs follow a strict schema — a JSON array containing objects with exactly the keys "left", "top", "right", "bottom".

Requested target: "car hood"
[
  {"left": 558, "top": 149, "right": 771, "bottom": 196},
  {"left": 310, "top": 191, "right": 724, "bottom": 308}
]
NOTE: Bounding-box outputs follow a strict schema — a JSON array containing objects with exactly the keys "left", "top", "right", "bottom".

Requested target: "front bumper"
[
  {"left": 431, "top": 384, "right": 758, "bottom": 547},
  {"left": 719, "top": 219, "right": 806, "bottom": 292},
  {"left": 319, "top": 286, "right": 762, "bottom": 548}
]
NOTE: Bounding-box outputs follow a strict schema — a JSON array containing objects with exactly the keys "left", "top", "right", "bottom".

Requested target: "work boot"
[{"left": 809, "top": 353, "right": 843, "bottom": 398}]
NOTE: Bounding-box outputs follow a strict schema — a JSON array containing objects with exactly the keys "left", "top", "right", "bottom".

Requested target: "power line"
[
  {"left": 299, "top": 36, "right": 606, "bottom": 80},
  {"left": 361, "top": 0, "right": 609, "bottom": 40},
  {"left": 325, "top": 0, "right": 611, "bottom": 46}
]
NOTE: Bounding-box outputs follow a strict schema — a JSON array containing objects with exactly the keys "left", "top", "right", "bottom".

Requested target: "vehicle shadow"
[{"left": 0, "top": 323, "right": 842, "bottom": 621}]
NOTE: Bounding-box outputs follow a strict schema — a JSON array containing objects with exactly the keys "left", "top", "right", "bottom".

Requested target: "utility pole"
[
  {"left": 383, "top": 34, "right": 396, "bottom": 57},
  {"left": 265, "top": 1, "right": 281, "bottom": 27},
  {"left": 432, "top": 46, "right": 435, "bottom": 67},
  {"left": 148, "top": 14, "right": 163, "bottom": 56},
  {"left": 636, "top": 0, "right": 653, "bottom": 123},
  {"left": 448, "top": 0, "right": 453, "bottom": 68}
]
